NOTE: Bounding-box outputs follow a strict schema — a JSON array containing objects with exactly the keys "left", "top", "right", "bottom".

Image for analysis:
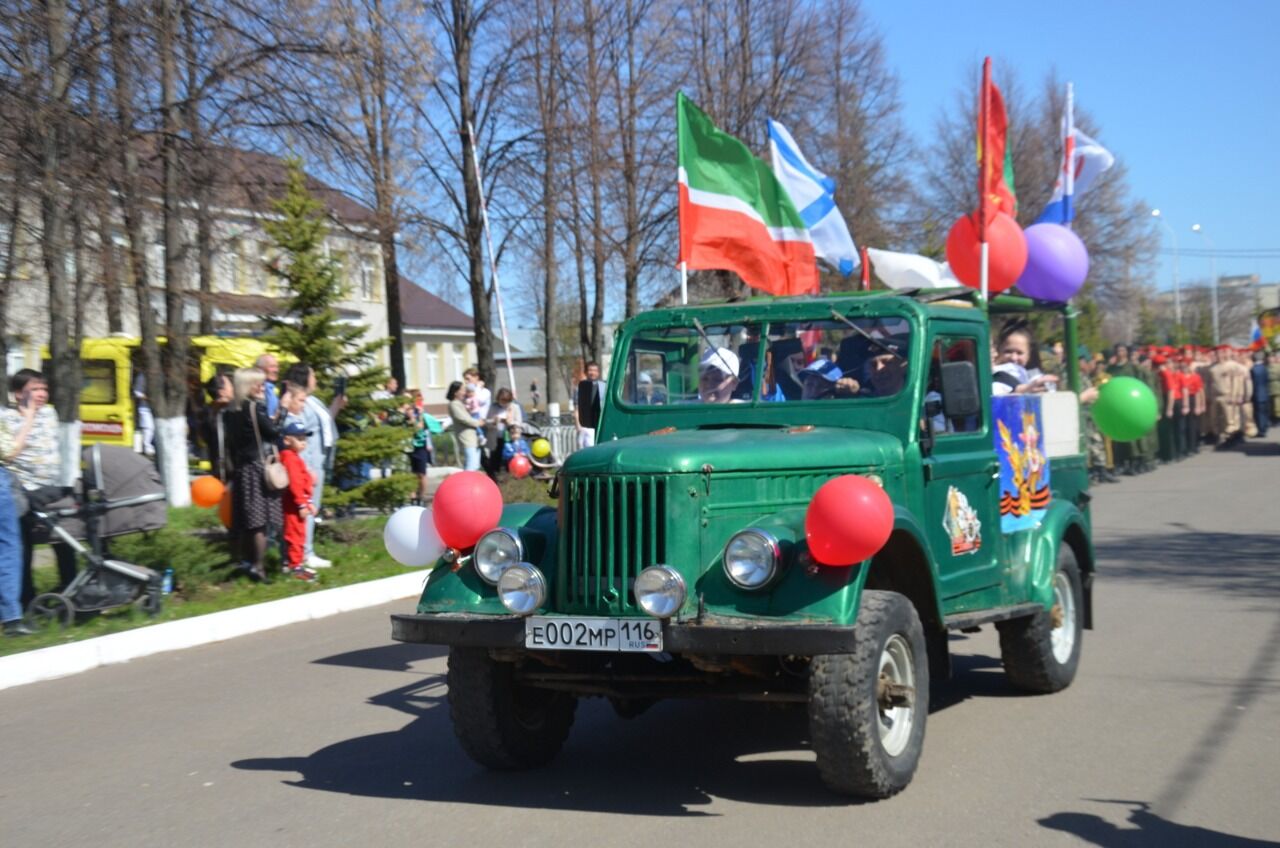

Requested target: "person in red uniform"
[
  {"left": 1155, "top": 355, "right": 1181, "bottom": 462},
  {"left": 278, "top": 421, "right": 318, "bottom": 582},
  {"left": 1178, "top": 357, "right": 1200, "bottom": 455}
]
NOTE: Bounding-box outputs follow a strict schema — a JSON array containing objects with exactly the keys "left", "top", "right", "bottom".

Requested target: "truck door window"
[
  {"left": 621, "top": 324, "right": 759, "bottom": 406},
  {"left": 764, "top": 318, "right": 911, "bottom": 402},
  {"left": 927, "top": 338, "right": 982, "bottom": 434}
]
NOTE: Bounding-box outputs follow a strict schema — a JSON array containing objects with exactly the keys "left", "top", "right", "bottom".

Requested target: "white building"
[{"left": 2, "top": 145, "right": 390, "bottom": 371}]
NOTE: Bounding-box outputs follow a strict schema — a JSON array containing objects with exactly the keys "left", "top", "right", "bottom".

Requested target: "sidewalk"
[{"left": 0, "top": 568, "right": 429, "bottom": 691}]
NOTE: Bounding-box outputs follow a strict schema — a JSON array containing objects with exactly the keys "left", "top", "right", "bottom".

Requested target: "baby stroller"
[{"left": 26, "top": 444, "right": 168, "bottom": 626}]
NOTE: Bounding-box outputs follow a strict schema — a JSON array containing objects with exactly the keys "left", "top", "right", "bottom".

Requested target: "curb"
[{"left": 0, "top": 569, "right": 429, "bottom": 692}]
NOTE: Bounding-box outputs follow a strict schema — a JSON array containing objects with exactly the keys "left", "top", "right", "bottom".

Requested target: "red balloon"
[
  {"left": 945, "top": 210, "right": 1027, "bottom": 294},
  {"left": 508, "top": 454, "right": 532, "bottom": 479},
  {"left": 191, "top": 475, "right": 225, "bottom": 508},
  {"left": 218, "top": 487, "right": 233, "bottom": 529},
  {"left": 805, "top": 475, "right": 894, "bottom": 566},
  {"left": 432, "top": 470, "right": 504, "bottom": 550}
]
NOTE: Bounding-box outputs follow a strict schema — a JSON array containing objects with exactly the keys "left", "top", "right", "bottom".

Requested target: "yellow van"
[{"left": 43, "top": 335, "right": 290, "bottom": 449}]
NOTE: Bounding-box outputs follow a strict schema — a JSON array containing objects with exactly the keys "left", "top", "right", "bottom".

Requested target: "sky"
[{"left": 867, "top": 0, "right": 1280, "bottom": 292}]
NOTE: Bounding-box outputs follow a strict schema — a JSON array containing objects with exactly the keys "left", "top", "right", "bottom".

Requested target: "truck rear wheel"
[
  {"left": 808, "top": 590, "right": 929, "bottom": 799},
  {"left": 447, "top": 647, "right": 577, "bottom": 769},
  {"left": 997, "top": 546, "right": 1083, "bottom": 693}
]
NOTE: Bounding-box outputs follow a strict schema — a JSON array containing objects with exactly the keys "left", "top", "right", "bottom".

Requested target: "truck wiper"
[{"left": 829, "top": 309, "right": 907, "bottom": 363}]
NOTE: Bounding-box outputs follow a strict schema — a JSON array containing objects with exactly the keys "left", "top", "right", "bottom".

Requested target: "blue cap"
[
  {"left": 800, "top": 358, "right": 843, "bottom": 382},
  {"left": 281, "top": 421, "right": 312, "bottom": 438}
]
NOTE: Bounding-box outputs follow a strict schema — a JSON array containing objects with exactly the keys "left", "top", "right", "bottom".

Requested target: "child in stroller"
[{"left": 25, "top": 444, "right": 168, "bottom": 626}]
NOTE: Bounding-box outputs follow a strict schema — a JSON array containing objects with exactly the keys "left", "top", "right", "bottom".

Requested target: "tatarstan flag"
[{"left": 677, "top": 92, "right": 818, "bottom": 296}]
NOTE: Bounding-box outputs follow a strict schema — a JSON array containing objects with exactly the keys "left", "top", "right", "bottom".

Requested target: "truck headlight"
[
  {"left": 634, "top": 565, "right": 686, "bottom": 618},
  {"left": 497, "top": 563, "right": 546, "bottom": 615},
  {"left": 723, "top": 529, "right": 782, "bottom": 589},
  {"left": 473, "top": 528, "right": 522, "bottom": 585}
]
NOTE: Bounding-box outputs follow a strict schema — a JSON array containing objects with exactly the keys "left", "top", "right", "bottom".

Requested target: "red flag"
[{"left": 978, "top": 58, "right": 1017, "bottom": 233}]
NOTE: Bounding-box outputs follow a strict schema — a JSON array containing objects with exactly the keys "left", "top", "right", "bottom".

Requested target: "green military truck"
[{"left": 392, "top": 289, "right": 1094, "bottom": 799}]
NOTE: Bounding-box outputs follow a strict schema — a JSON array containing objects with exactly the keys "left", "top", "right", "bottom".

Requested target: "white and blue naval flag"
[{"left": 767, "top": 119, "right": 858, "bottom": 276}]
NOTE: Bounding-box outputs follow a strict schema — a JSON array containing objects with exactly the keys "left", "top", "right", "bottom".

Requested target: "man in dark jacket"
[
  {"left": 574, "top": 361, "right": 605, "bottom": 449},
  {"left": 1251, "top": 352, "right": 1270, "bottom": 438}
]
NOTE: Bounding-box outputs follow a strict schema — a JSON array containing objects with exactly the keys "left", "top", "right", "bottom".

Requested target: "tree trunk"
[
  {"left": 38, "top": 0, "right": 82, "bottom": 484},
  {"left": 370, "top": 0, "right": 406, "bottom": 388},
  {"left": 584, "top": 0, "right": 605, "bottom": 365},
  {"left": 537, "top": 0, "right": 561, "bottom": 405},
  {"left": 158, "top": 0, "right": 191, "bottom": 505},
  {"left": 620, "top": 0, "right": 640, "bottom": 319},
  {"left": 108, "top": 0, "right": 165, "bottom": 482},
  {"left": 0, "top": 186, "right": 18, "bottom": 368}
]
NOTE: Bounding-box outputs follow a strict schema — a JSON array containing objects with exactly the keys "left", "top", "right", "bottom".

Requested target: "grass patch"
[
  {"left": 1, "top": 507, "right": 413, "bottom": 658},
  {"left": 2, "top": 474, "right": 560, "bottom": 659}
]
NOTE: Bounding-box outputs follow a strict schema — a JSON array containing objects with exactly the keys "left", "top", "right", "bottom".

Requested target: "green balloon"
[{"left": 1092, "top": 376, "right": 1159, "bottom": 441}]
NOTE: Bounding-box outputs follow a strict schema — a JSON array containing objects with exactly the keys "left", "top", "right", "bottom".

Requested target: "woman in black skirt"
[{"left": 224, "top": 367, "right": 282, "bottom": 581}]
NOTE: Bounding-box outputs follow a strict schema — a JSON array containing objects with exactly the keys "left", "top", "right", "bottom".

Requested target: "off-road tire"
[
  {"left": 997, "top": 546, "right": 1083, "bottom": 693},
  {"left": 447, "top": 647, "right": 577, "bottom": 769},
  {"left": 808, "top": 590, "right": 929, "bottom": 799}
]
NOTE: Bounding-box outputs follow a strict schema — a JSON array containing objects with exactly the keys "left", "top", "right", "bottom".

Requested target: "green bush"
[{"left": 326, "top": 472, "right": 418, "bottom": 512}]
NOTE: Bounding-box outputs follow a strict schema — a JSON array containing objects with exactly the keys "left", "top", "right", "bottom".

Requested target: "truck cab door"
[{"left": 920, "top": 331, "right": 1002, "bottom": 605}]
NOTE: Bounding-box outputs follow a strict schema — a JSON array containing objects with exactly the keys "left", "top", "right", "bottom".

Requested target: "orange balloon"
[
  {"left": 191, "top": 475, "right": 226, "bottom": 508},
  {"left": 218, "top": 488, "right": 233, "bottom": 528}
]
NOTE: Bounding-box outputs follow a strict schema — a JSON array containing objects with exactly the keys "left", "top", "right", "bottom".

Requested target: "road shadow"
[
  {"left": 234, "top": 640, "right": 1029, "bottom": 814},
  {"left": 1095, "top": 530, "right": 1280, "bottom": 600},
  {"left": 1237, "top": 439, "right": 1280, "bottom": 457},
  {"left": 1040, "top": 799, "right": 1280, "bottom": 847}
]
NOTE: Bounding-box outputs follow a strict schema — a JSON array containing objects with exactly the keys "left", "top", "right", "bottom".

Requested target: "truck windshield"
[
  {"left": 764, "top": 318, "right": 911, "bottom": 402},
  {"left": 619, "top": 316, "right": 912, "bottom": 407}
]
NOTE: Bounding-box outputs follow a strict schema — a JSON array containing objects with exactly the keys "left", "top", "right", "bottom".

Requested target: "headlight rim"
[
  {"left": 473, "top": 527, "right": 523, "bottom": 585},
  {"left": 634, "top": 564, "right": 687, "bottom": 619},
  {"left": 496, "top": 562, "right": 546, "bottom": 615},
  {"left": 723, "top": 528, "right": 783, "bottom": 590}
]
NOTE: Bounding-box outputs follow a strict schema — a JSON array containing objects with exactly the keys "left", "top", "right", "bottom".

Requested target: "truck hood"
[{"left": 564, "top": 427, "right": 903, "bottom": 475}]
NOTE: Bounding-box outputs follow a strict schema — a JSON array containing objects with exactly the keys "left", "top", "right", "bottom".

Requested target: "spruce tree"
[{"left": 262, "top": 160, "right": 412, "bottom": 509}]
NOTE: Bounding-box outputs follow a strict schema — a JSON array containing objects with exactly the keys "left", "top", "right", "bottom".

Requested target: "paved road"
[{"left": 3, "top": 437, "right": 1278, "bottom": 847}]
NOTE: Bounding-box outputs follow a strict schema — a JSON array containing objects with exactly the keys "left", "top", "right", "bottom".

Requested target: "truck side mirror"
[{"left": 940, "top": 360, "right": 981, "bottom": 419}]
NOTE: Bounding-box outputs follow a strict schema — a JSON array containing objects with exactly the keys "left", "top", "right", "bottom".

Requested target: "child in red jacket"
[{"left": 279, "top": 421, "right": 318, "bottom": 582}]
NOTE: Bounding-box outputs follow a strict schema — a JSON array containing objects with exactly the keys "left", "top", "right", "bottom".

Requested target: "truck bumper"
[{"left": 390, "top": 613, "right": 858, "bottom": 655}]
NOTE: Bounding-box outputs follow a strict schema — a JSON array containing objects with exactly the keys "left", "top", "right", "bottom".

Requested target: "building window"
[
  {"left": 331, "top": 250, "right": 349, "bottom": 298},
  {"left": 360, "top": 256, "right": 378, "bottom": 301},
  {"left": 452, "top": 344, "right": 464, "bottom": 382},
  {"left": 425, "top": 344, "right": 440, "bottom": 387}
]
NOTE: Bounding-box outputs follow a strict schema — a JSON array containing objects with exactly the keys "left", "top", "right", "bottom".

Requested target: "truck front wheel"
[
  {"left": 808, "top": 590, "right": 929, "bottom": 799},
  {"left": 447, "top": 647, "right": 577, "bottom": 769},
  {"left": 997, "top": 545, "right": 1083, "bottom": 693}
]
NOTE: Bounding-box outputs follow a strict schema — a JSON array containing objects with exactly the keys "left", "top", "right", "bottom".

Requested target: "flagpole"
[
  {"left": 680, "top": 261, "right": 688, "bottom": 304},
  {"left": 979, "top": 57, "right": 991, "bottom": 302},
  {"left": 467, "top": 120, "right": 518, "bottom": 397},
  {"left": 1063, "top": 82, "right": 1075, "bottom": 228}
]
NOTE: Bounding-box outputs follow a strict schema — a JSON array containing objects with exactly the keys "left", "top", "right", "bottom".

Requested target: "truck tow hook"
[{"left": 877, "top": 673, "right": 914, "bottom": 709}]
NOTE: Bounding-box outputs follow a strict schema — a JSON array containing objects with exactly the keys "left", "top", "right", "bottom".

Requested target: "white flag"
[
  {"left": 865, "top": 248, "right": 959, "bottom": 290},
  {"left": 767, "top": 119, "right": 858, "bottom": 276}
]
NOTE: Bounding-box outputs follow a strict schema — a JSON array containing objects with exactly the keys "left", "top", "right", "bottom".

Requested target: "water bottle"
[{"left": 161, "top": 568, "right": 174, "bottom": 595}]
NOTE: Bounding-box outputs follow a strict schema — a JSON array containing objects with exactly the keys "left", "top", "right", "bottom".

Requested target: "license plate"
[{"left": 525, "top": 616, "right": 663, "bottom": 652}]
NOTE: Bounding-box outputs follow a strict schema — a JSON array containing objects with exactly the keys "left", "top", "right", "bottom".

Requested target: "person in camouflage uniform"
[
  {"left": 1106, "top": 344, "right": 1154, "bottom": 474},
  {"left": 1078, "top": 347, "right": 1115, "bottom": 483},
  {"left": 1269, "top": 351, "right": 1280, "bottom": 422}
]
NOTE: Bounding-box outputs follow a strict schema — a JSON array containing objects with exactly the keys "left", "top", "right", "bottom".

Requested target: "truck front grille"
[{"left": 558, "top": 475, "right": 667, "bottom": 614}]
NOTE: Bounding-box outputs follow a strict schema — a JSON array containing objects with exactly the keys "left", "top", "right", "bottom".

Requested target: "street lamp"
[
  {"left": 1151, "top": 209, "right": 1181, "bottom": 329},
  {"left": 1190, "top": 224, "right": 1219, "bottom": 345}
]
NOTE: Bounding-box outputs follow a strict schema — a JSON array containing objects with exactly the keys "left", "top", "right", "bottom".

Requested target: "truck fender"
[
  {"left": 1028, "top": 499, "right": 1095, "bottom": 627},
  {"left": 865, "top": 507, "right": 949, "bottom": 680},
  {"left": 418, "top": 504, "right": 557, "bottom": 614}
]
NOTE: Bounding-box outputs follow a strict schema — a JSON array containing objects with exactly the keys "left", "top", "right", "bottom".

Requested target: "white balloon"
[{"left": 383, "top": 506, "right": 445, "bottom": 567}]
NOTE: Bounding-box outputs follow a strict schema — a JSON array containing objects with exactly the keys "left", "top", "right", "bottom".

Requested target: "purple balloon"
[{"left": 1015, "top": 223, "right": 1089, "bottom": 302}]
